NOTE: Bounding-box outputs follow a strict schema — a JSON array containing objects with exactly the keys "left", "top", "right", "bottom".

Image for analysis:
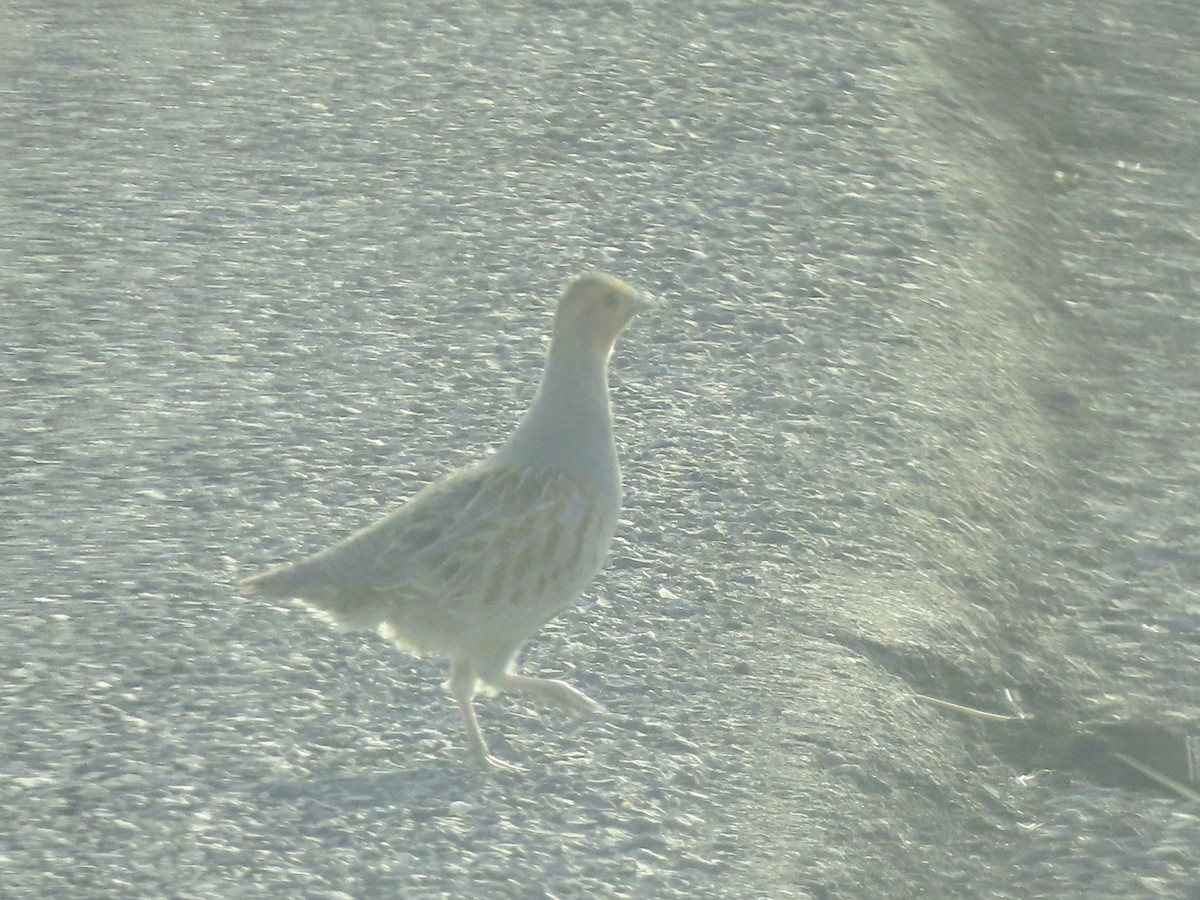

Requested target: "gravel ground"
[{"left": 3, "top": 1, "right": 1197, "bottom": 897}]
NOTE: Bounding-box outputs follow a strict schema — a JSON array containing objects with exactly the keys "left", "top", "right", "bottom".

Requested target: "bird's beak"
[{"left": 633, "top": 290, "right": 660, "bottom": 313}]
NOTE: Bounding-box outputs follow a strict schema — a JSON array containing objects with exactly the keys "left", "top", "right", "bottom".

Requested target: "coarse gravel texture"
[{"left": 2, "top": 0, "right": 1198, "bottom": 898}]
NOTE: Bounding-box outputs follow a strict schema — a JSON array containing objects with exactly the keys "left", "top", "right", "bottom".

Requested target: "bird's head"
[{"left": 552, "top": 272, "right": 655, "bottom": 360}]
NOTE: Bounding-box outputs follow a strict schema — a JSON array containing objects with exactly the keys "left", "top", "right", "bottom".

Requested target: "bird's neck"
[{"left": 499, "top": 346, "right": 620, "bottom": 493}]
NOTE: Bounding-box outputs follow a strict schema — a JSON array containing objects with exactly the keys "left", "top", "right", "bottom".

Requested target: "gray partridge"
[{"left": 240, "top": 272, "right": 653, "bottom": 770}]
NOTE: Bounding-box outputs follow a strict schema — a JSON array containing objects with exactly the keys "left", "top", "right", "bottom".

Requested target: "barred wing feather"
[{"left": 364, "top": 462, "right": 611, "bottom": 611}]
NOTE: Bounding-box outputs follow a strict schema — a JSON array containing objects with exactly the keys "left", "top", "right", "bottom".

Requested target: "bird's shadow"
[
  {"left": 220, "top": 762, "right": 499, "bottom": 815},
  {"left": 214, "top": 710, "right": 626, "bottom": 814}
]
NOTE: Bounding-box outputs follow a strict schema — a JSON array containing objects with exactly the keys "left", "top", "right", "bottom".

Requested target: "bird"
[{"left": 239, "top": 272, "right": 654, "bottom": 770}]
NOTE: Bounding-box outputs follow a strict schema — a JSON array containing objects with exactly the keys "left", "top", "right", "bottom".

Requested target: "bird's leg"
[
  {"left": 447, "top": 660, "right": 522, "bottom": 772},
  {"left": 497, "top": 673, "right": 605, "bottom": 719}
]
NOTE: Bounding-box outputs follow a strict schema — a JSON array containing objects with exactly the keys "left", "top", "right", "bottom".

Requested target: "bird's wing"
[{"left": 359, "top": 461, "right": 607, "bottom": 605}]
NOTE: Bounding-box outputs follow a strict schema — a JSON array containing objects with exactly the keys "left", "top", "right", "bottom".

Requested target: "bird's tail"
[
  {"left": 239, "top": 561, "right": 388, "bottom": 632},
  {"left": 238, "top": 563, "right": 300, "bottom": 596}
]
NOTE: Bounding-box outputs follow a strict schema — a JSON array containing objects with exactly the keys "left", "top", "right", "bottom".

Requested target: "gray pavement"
[{"left": 2, "top": 1, "right": 1197, "bottom": 896}]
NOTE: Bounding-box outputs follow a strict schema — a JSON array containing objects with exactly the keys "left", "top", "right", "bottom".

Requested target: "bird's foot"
[
  {"left": 499, "top": 674, "right": 605, "bottom": 720},
  {"left": 474, "top": 751, "right": 525, "bottom": 774}
]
